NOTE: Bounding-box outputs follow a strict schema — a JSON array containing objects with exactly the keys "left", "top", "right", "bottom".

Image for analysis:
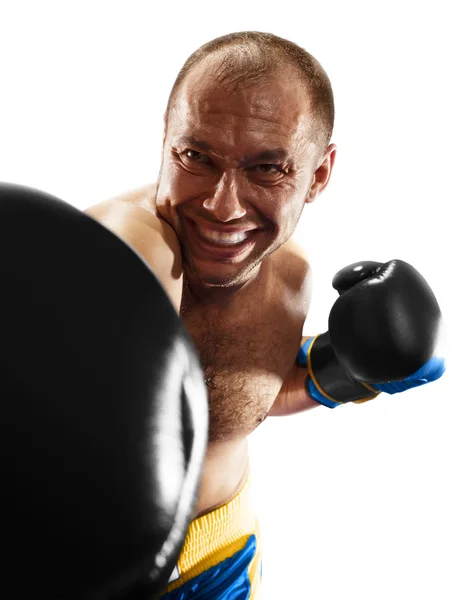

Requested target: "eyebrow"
[
  {"left": 174, "top": 136, "right": 293, "bottom": 165},
  {"left": 239, "top": 148, "right": 291, "bottom": 166},
  {"left": 175, "top": 136, "right": 213, "bottom": 154}
]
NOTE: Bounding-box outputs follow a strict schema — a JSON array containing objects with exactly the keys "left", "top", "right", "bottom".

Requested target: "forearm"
[
  {"left": 267, "top": 382, "right": 320, "bottom": 416},
  {"left": 268, "top": 337, "right": 322, "bottom": 417}
]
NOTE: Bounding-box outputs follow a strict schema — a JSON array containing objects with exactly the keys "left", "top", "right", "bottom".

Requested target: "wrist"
[{"left": 297, "top": 334, "right": 380, "bottom": 408}]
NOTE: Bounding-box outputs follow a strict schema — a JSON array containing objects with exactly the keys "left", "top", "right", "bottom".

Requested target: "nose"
[{"left": 202, "top": 170, "right": 247, "bottom": 222}]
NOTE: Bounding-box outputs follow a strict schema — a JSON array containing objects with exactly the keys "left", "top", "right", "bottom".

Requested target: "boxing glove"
[
  {"left": 0, "top": 183, "right": 208, "bottom": 599},
  {"left": 297, "top": 259, "right": 445, "bottom": 408}
]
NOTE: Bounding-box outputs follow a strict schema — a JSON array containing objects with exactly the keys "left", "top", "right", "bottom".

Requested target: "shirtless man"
[{"left": 85, "top": 32, "right": 444, "bottom": 598}]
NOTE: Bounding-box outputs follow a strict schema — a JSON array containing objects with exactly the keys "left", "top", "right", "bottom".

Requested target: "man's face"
[{"left": 156, "top": 61, "right": 332, "bottom": 292}]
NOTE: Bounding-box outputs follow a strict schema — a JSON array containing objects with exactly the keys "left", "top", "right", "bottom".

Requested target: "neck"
[{"left": 181, "top": 270, "right": 260, "bottom": 315}]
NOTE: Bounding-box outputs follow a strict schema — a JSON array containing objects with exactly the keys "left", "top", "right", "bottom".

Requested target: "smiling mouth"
[
  {"left": 185, "top": 219, "right": 260, "bottom": 258},
  {"left": 195, "top": 225, "right": 253, "bottom": 246}
]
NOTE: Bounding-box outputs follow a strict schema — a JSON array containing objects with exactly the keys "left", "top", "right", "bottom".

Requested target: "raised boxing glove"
[{"left": 297, "top": 259, "right": 445, "bottom": 408}]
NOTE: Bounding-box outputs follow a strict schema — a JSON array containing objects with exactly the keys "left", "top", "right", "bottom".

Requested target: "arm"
[
  {"left": 269, "top": 257, "right": 445, "bottom": 416},
  {"left": 267, "top": 336, "right": 321, "bottom": 416},
  {"left": 271, "top": 260, "right": 445, "bottom": 415},
  {"left": 265, "top": 240, "right": 321, "bottom": 417},
  {"left": 84, "top": 195, "right": 183, "bottom": 313}
]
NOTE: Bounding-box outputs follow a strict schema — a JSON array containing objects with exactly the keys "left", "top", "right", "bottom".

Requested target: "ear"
[
  {"left": 162, "top": 111, "right": 168, "bottom": 145},
  {"left": 306, "top": 144, "right": 337, "bottom": 203}
]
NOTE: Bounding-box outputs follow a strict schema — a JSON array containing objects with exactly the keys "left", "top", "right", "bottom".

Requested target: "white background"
[{"left": 1, "top": 1, "right": 449, "bottom": 598}]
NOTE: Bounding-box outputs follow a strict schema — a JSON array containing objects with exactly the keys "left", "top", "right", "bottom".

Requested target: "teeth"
[{"left": 196, "top": 226, "right": 251, "bottom": 245}]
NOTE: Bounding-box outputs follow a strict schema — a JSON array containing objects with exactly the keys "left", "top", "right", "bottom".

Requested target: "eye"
[
  {"left": 249, "top": 164, "right": 288, "bottom": 177},
  {"left": 252, "top": 164, "right": 281, "bottom": 174},
  {"left": 182, "top": 149, "right": 211, "bottom": 163}
]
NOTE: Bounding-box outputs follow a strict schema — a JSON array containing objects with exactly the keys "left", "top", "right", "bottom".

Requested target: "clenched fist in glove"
[{"left": 298, "top": 260, "right": 445, "bottom": 408}]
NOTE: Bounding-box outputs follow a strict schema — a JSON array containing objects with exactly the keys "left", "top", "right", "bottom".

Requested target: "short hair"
[{"left": 165, "top": 31, "right": 335, "bottom": 158}]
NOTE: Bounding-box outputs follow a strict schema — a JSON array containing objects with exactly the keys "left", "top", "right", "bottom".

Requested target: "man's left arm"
[
  {"left": 268, "top": 259, "right": 446, "bottom": 417},
  {"left": 268, "top": 336, "right": 320, "bottom": 416}
]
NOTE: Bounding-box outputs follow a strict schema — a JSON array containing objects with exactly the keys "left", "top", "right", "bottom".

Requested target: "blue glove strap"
[
  {"left": 298, "top": 339, "right": 446, "bottom": 405},
  {"left": 373, "top": 356, "right": 446, "bottom": 394},
  {"left": 297, "top": 338, "right": 341, "bottom": 409},
  {"left": 296, "top": 337, "right": 313, "bottom": 368}
]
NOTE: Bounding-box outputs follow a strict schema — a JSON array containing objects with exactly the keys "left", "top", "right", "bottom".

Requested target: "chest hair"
[{"left": 181, "top": 283, "right": 302, "bottom": 442}]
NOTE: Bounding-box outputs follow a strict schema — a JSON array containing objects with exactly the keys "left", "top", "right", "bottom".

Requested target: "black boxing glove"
[
  {"left": 0, "top": 183, "right": 208, "bottom": 599},
  {"left": 297, "top": 259, "right": 445, "bottom": 408}
]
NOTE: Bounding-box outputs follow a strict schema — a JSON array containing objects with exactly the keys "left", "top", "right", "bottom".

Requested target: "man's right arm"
[{"left": 84, "top": 198, "right": 183, "bottom": 313}]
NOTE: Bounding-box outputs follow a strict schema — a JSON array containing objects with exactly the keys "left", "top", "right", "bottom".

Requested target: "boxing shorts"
[{"left": 159, "top": 469, "right": 262, "bottom": 599}]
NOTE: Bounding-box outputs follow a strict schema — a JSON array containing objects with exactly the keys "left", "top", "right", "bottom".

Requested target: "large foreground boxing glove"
[
  {"left": 0, "top": 183, "right": 208, "bottom": 599},
  {"left": 297, "top": 260, "right": 445, "bottom": 408}
]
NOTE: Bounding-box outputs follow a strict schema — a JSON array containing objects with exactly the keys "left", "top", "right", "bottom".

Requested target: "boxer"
[{"left": 85, "top": 31, "right": 445, "bottom": 598}]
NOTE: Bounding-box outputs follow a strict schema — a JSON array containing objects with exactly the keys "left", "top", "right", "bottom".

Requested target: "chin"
[
  {"left": 186, "top": 253, "right": 267, "bottom": 291},
  {"left": 181, "top": 228, "right": 280, "bottom": 290}
]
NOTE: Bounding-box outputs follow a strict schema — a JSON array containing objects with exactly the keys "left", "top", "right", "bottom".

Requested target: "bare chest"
[{"left": 181, "top": 275, "right": 306, "bottom": 442}]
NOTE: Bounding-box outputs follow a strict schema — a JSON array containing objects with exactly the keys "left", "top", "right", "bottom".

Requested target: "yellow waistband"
[
  {"left": 178, "top": 473, "right": 257, "bottom": 573},
  {"left": 161, "top": 470, "right": 262, "bottom": 595}
]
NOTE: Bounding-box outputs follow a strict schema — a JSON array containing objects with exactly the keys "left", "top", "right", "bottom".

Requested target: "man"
[{"left": 85, "top": 32, "right": 444, "bottom": 598}]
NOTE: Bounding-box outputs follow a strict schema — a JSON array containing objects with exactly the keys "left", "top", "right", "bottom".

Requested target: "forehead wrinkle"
[
  {"left": 172, "top": 114, "right": 300, "bottom": 147},
  {"left": 169, "top": 80, "right": 315, "bottom": 166},
  {"left": 174, "top": 126, "right": 289, "bottom": 155},
  {"left": 171, "top": 78, "right": 310, "bottom": 143},
  {"left": 175, "top": 100, "right": 290, "bottom": 134},
  {"left": 175, "top": 71, "right": 309, "bottom": 130}
]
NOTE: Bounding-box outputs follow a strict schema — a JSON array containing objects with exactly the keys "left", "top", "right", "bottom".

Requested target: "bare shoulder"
[
  {"left": 84, "top": 184, "right": 183, "bottom": 312},
  {"left": 114, "top": 183, "right": 158, "bottom": 215},
  {"left": 273, "top": 237, "right": 311, "bottom": 286},
  {"left": 84, "top": 183, "right": 158, "bottom": 222},
  {"left": 83, "top": 183, "right": 180, "bottom": 253},
  {"left": 280, "top": 237, "right": 309, "bottom": 262},
  {"left": 83, "top": 182, "right": 179, "bottom": 261},
  {"left": 268, "top": 237, "right": 312, "bottom": 314}
]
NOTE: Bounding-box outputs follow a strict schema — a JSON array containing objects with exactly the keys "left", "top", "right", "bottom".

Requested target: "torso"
[
  {"left": 181, "top": 253, "right": 310, "bottom": 515},
  {"left": 95, "top": 184, "right": 311, "bottom": 517}
]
